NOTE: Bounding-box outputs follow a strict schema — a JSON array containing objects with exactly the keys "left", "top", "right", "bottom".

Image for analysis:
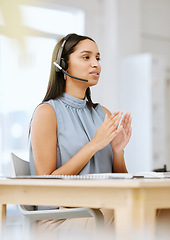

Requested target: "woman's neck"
[{"left": 65, "top": 82, "right": 87, "bottom": 100}]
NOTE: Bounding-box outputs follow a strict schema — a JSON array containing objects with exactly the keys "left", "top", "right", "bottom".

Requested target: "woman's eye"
[
  {"left": 82, "top": 55, "right": 101, "bottom": 62},
  {"left": 83, "top": 56, "right": 90, "bottom": 60}
]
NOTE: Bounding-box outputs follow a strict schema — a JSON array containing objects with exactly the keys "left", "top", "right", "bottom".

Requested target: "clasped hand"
[{"left": 92, "top": 111, "right": 132, "bottom": 153}]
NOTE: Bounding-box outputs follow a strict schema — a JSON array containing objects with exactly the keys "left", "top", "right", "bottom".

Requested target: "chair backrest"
[
  {"left": 11, "top": 153, "right": 35, "bottom": 211},
  {"left": 11, "top": 152, "right": 30, "bottom": 176}
]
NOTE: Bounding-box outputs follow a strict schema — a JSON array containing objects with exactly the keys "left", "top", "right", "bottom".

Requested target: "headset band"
[{"left": 56, "top": 34, "right": 72, "bottom": 69}]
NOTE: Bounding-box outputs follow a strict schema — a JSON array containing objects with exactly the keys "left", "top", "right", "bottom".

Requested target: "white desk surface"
[{"left": 1, "top": 178, "right": 170, "bottom": 240}]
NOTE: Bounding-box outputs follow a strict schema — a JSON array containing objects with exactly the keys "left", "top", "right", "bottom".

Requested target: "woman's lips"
[{"left": 89, "top": 71, "right": 100, "bottom": 77}]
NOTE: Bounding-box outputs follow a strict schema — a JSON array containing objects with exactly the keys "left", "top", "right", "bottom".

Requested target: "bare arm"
[{"left": 31, "top": 103, "right": 122, "bottom": 176}]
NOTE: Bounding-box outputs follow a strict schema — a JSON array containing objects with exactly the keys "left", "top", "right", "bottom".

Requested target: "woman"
[{"left": 29, "top": 33, "right": 132, "bottom": 237}]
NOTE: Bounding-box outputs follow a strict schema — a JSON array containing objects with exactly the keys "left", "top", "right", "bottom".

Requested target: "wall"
[
  {"left": 141, "top": 0, "right": 170, "bottom": 65},
  {"left": 141, "top": 0, "right": 170, "bottom": 168}
]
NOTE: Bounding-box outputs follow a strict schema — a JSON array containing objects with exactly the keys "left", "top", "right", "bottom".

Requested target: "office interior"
[{"left": 0, "top": 0, "right": 170, "bottom": 237}]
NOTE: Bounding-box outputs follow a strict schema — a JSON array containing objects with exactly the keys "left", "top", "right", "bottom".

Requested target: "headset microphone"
[{"left": 53, "top": 62, "right": 88, "bottom": 82}]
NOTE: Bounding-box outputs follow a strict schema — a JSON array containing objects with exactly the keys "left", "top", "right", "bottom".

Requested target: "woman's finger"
[
  {"left": 106, "top": 112, "right": 122, "bottom": 130},
  {"left": 121, "top": 112, "right": 131, "bottom": 128},
  {"left": 111, "top": 125, "right": 123, "bottom": 139}
]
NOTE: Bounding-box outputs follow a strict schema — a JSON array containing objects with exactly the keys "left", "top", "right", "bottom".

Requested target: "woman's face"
[{"left": 67, "top": 39, "right": 101, "bottom": 86}]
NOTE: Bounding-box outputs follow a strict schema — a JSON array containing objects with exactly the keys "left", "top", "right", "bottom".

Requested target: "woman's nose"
[{"left": 91, "top": 58, "right": 100, "bottom": 68}]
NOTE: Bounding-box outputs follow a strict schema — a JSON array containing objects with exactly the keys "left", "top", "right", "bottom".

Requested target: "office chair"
[{"left": 11, "top": 152, "right": 104, "bottom": 237}]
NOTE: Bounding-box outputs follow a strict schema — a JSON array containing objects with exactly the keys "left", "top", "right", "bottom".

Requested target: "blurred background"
[
  {"left": 0, "top": 0, "right": 170, "bottom": 175},
  {"left": 0, "top": 0, "right": 170, "bottom": 236}
]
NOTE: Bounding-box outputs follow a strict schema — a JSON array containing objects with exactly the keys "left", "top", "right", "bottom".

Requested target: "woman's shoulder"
[
  {"left": 36, "top": 102, "right": 55, "bottom": 114},
  {"left": 93, "top": 104, "right": 111, "bottom": 121},
  {"left": 30, "top": 102, "right": 57, "bottom": 135},
  {"left": 33, "top": 102, "right": 57, "bottom": 123},
  {"left": 101, "top": 106, "right": 112, "bottom": 116}
]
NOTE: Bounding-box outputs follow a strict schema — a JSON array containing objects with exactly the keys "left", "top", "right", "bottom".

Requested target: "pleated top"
[{"left": 29, "top": 93, "right": 113, "bottom": 175}]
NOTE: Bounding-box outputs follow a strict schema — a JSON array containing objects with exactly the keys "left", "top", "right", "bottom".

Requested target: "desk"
[{"left": 0, "top": 178, "right": 170, "bottom": 239}]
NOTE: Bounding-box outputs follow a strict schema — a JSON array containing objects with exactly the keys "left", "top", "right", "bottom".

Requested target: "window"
[{"left": 0, "top": 4, "right": 85, "bottom": 175}]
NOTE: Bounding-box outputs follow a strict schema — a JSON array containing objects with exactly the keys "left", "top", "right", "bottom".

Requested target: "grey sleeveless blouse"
[{"left": 29, "top": 93, "right": 113, "bottom": 176}]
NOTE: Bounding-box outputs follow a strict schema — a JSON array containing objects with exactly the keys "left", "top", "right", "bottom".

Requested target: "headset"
[{"left": 53, "top": 34, "right": 88, "bottom": 82}]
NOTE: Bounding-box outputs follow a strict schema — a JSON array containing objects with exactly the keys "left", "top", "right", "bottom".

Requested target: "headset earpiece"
[{"left": 60, "top": 58, "right": 68, "bottom": 71}]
